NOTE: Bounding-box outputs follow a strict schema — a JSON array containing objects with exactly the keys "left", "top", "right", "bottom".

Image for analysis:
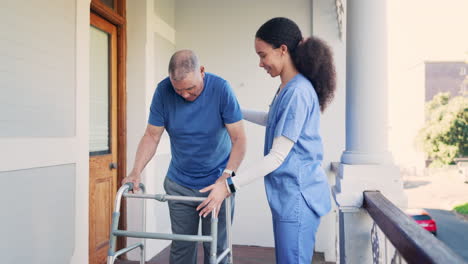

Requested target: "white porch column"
[
  {"left": 333, "top": 1, "right": 406, "bottom": 263},
  {"left": 341, "top": 0, "right": 392, "bottom": 165}
]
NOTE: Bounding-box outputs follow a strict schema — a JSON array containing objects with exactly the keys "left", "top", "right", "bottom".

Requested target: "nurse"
[{"left": 197, "top": 17, "right": 337, "bottom": 264}]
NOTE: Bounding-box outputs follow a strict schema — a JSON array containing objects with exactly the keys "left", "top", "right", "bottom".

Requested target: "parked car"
[{"left": 406, "top": 209, "right": 437, "bottom": 236}]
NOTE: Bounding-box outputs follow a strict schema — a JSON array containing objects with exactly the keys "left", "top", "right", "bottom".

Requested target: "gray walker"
[{"left": 107, "top": 183, "right": 234, "bottom": 264}]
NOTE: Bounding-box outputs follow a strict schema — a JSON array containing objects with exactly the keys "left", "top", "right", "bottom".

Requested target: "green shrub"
[
  {"left": 417, "top": 93, "right": 468, "bottom": 167},
  {"left": 454, "top": 203, "right": 468, "bottom": 215}
]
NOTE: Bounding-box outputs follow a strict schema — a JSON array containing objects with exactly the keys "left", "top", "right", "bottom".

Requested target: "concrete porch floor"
[{"left": 115, "top": 244, "right": 335, "bottom": 264}]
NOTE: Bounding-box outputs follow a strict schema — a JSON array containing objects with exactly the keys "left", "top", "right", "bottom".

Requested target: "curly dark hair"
[{"left": 256, "top": 17, "right": 336, "bottom": 112}]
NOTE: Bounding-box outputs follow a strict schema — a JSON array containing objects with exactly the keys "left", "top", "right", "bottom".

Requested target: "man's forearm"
[
  {"left": 222, "top": 136, "right": 246, "bottom": 179},
  {"left": 130, "top": 133, "right": 160, "bottom": 175}
]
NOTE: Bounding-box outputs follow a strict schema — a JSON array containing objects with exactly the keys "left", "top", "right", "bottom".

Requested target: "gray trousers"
[{"left": 164, "top": 177, "right": 235, "bottom": 264}]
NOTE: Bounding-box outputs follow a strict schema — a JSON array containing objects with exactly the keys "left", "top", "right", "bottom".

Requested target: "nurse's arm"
[
  {"left": 221, "top": 120, "right": 247, "bottom": 181},
  {"left": 232, "top": 136, "right": 294, "bottom": 189},
  {"left": 242, "top": 108, "right": 268, "bottom": 126},
  {"left": 197, "top": 135, "right": 293, "bottom": 217}
]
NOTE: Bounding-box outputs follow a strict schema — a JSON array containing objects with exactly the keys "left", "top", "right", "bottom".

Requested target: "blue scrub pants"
[
  {"left": 163, "top": 177, "right": 235, "bottom": 264},
  {"left": 272, "top": 197, "right": 321, "bottom": 264}
]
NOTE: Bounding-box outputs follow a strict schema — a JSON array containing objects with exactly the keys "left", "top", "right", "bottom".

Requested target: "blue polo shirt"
[{"left": 148, "top": 73, "right": 242, "bottom": 189}]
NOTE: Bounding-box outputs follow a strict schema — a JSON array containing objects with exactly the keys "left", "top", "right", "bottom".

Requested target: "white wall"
[
  {"left": 72, "top": 1, "right": 91, "bottom": 263},
  {"left": 312, "top": 1, "right": 346, "bottom": 261},
  {"left": 0, "top": 0, "right": 90, "bottom": 263},
  {"left": 0, "top": 165, "right": 76, "bottom": 264},
  {"left": 126, "top": 0, "right": 175, "bottom": 260},
  {"left": 388, "top": 0, "right": 468, "bottom": 175},
  {"left": 0, "top": 1, "right": 76, "bottom": 137}
]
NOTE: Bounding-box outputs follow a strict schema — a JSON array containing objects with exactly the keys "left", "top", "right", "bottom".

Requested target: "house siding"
[
  {"left": 0, "top": 0, "right": 76, "bottom": 137},
  {"left": 0, "top": 164, "right": 75, "bottom": 264}
]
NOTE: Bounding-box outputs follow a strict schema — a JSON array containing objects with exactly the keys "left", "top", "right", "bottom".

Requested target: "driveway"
[
  {"left": 403, "top": 169, "right": 468, "bottom": 261},
  {"left": 425, "top": 209, "right": 468, "bottom": 262}
]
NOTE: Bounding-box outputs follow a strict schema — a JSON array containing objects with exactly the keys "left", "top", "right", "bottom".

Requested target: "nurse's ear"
[{"left": 279, "top": 44, "right": 288, "bottom": 56}]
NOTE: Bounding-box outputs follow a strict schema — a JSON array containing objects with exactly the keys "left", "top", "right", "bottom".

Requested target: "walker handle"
[{"left": 125, "top": 182, "right": 146, "bottom": 193}]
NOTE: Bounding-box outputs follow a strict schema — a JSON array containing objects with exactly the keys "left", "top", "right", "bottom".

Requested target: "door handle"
[{"left": 109, "top": 162, "right": 118, "bottom": 169}]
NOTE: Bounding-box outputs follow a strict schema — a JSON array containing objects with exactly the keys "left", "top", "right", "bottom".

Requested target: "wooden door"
[{"left": 89, "top": 12, "right": 118, "bottom": 264}]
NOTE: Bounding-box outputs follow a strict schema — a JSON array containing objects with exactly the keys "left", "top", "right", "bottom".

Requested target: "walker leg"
[
  {"left": 139, "top": 243, "right": 145, "bottom": 264},
  {"left": 226, "top": 196, "right": 233, "bottom": 264},
  {"left": 210, "top": 209, "right": 218, "bottom": 264},
  {"left": 109, "top": 183, "right": 235, "bottom": 264},
  {"left": 140, "top": 192, "right": 146, "bottom": 264}
]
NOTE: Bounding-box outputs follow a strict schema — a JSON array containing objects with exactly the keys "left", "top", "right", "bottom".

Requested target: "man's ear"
[{"left": 200, "top": 66, "right": 205, "bottom": 78}]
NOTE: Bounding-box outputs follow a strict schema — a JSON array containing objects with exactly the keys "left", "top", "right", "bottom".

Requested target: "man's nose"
[{"left": 182, "top": 92, "right": 190, "bottom": 99}]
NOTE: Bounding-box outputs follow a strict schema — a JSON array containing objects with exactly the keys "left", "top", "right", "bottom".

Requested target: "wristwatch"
[
  {"left": 223, "top": 169, "right": 236, "bottom": 177},
  {"left": 223, "top": 169, "right": 236, "bottom": 193},
  {"left": 226, "top": 177, "right": 236, "bottom": 193}
]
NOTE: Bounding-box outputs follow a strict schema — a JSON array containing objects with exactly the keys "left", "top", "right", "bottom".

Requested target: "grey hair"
[{"left": 168, "top": 50, "right": 200, "bottom": 81}]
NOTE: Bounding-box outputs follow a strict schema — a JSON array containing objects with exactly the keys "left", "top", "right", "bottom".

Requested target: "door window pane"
[
  {"left": 89, "top": 26, "right": 110, "bottom": 154},
  {"left": 101, "top": 0, "right": 114, "bottom": 9}
]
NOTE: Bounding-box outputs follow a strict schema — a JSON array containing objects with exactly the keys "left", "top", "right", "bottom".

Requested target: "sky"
[{"left": 387, "top": 0, "right": 467, "bottom": 172}]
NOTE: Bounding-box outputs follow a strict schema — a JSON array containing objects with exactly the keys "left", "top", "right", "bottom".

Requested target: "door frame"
[{"left": 90, "top": 0, "right": 128, "bottom": 258}]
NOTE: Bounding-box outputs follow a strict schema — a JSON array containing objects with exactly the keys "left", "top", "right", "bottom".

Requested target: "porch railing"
[{"left": 363, "top": 191, "right": 467, "bottom": 264}]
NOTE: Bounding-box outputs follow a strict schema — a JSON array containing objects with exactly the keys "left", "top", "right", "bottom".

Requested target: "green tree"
[{"left": 417, "top": 92, "right": 468, "bottom": 167}]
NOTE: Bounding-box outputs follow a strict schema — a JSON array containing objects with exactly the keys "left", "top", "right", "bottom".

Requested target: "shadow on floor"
[{"left": 114, "top": 244, "right": 335, "bottom": 264}]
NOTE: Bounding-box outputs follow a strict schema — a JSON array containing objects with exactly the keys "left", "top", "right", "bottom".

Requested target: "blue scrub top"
[
  {"left": 264, "top": 73, "right": 331, "bottom": 221},
  {"left": 148, "top": 73, "right": 242, "bottom": 189}
]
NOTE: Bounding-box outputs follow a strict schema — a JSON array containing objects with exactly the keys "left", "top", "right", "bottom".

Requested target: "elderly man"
[{"left": 123, "top": 50, "right": 246, "bottom": 264}]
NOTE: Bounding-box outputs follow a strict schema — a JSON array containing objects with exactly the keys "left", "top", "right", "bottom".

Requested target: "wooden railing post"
[{"left": 363, "top": 191, "right": 466, "bottom": 264}]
